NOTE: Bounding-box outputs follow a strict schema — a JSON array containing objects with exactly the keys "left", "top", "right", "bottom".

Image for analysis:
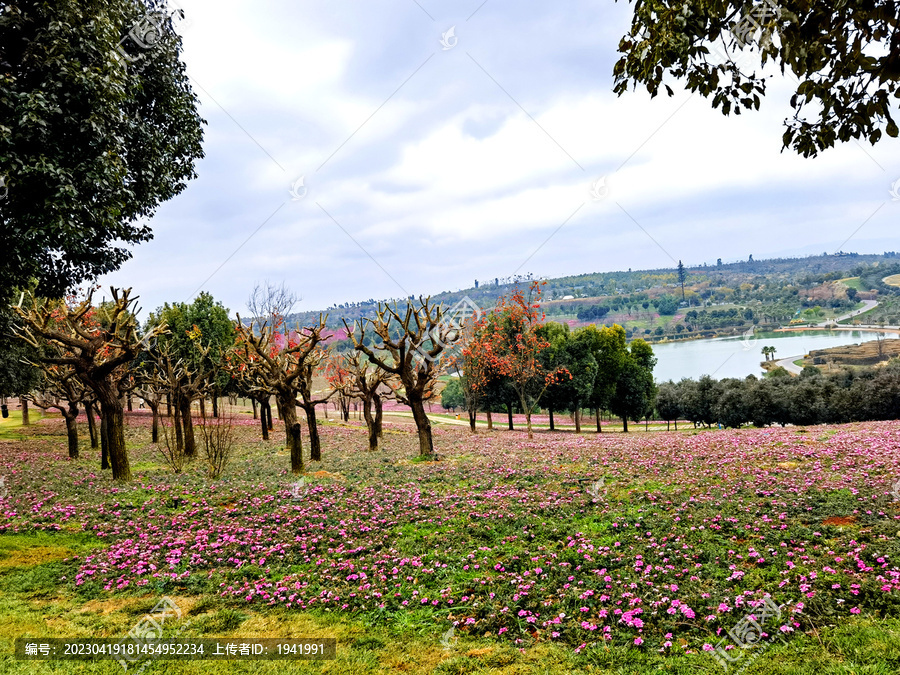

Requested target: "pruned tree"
[
  {"left": 13, "top": 288, "right": 164, "bottom": 480},
  {"left": 295, "top": 343, "right": 335, "bottom": 462},
  {"left": 136, "top": 337, "right": 219, "bottom": 458},
  {"left": 232, "top": 315, "right": 329, "bottom": 474},
  {"left": 325, "top": 355, "right": 354, "bottom": 422},
  {"left": 342, "top": 352, "right": 389, "bottom": 452},
  {"left": 27, "top": 365, "right": 88, "bottom": 458},
  {"left": 344, "top": 298, "right": 453, "bottom": 458}
]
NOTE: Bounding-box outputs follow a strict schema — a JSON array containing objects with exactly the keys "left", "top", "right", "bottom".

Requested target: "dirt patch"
[
  {"left": 823, "top": 516, "right": 857, "bottom": 526},
  {"left": 78, "top": 595, "right": 199, "bottom": 616},
  {"left": 0, "top": 545, "right": 73, "bottom": 568},
  {"left": 311, "top": 471, "right": 346, "bottom": 482}
]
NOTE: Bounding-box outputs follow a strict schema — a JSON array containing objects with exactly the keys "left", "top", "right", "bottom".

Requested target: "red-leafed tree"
[
  {"left": 454, "top": 323, "right": 491, "bottom": 433},
  {"left": 476, "top": 282, "right": 570, "bottom": 439}
]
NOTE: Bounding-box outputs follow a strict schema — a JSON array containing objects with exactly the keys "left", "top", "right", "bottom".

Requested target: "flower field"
[{"left": 1, "top": 412, "right": 900, "bottom": 673}]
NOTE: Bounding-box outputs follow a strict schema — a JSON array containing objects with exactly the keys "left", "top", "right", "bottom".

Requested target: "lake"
[{"left": 651, "top": 330, "right": 883, "bottom": 382}]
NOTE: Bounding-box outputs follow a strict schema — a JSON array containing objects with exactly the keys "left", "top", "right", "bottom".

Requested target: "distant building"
[{"left": 562, "top": 295, "right": 574, "bottom": 300}]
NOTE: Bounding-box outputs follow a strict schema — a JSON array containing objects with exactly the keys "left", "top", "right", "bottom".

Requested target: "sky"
[{"left": 98, "top": 0, "right": 900, "bottom": 320}]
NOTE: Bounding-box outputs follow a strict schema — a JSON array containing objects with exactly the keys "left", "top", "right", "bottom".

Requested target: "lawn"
[{"left": 1, "top": 411, "right": 899, "bottom": 674}]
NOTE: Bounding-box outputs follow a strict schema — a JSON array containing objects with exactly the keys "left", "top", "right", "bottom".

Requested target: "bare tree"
[
  {"left": 246, "top": 281, "right": 299, "bottom": 326},
  {"left": 336, "top": 352, "right": 389, "bottom": 452},
  {"left": 14, "top": 288, "right": 165, "bottom": 481},
  {"left": 232, "top": 314, "right": 329, "bottom": 474},
  {"left": 344, "top": 298, "right": 452, "bottom": 458},
  {"left": 295, "top": 344, "right": 335, "bottom": 462},
  {"left": 27, "top": 366, "right": 87, "bottom": 458}
]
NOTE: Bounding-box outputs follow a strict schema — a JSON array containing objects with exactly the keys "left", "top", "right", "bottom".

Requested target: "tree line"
[{"left": 656, "top": 364, "right": 900, "bottom": 430}]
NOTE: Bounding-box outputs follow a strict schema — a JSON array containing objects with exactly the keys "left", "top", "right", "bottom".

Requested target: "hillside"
[{"left": 280, "top": 251, "right": 900, "bottom": 347}]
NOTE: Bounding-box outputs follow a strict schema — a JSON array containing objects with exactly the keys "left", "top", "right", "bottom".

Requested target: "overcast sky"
[{"left": 98, "top": 0, "right": 900, "bottom": 319}]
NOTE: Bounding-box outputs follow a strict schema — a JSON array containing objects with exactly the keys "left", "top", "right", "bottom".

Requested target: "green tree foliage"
[
  {"left": 655, "top": 381, "right": 681, "bottom": 429},
  {"left": 655, "top": 296, "right": 680, "bottom": 315},
  {"left": 0, "top": 1, "right": 204, "bottom": 294},
  {"left": 614, "top": 1, "right": 900, "bottom": 157},
  {"left": 149, "top": 292, "right": 235, "bottom": 388},
  {"left": 0, "top": 297, "right": 40, "bottom": 398},
  {"left": 441, "top": 377, "right": 465, "bottom": 411},
  {"left": 669, "top": 361, "right": 900, "bottom": 428},
  {"left": 608, "top": 338, "right": 657, "bottom": 431}
]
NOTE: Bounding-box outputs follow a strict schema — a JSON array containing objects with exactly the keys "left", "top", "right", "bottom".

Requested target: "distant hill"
[{"left": 280, "top": 251, "right": 900, "bottom": 332}]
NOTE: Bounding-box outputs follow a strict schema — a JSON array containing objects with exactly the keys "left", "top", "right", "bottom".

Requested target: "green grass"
[
  {"left": 838, "top": 277, "right": 865, "bottom": 291},
  {"left": 0, "top": 409, "right": 47, "bottom": 440}
]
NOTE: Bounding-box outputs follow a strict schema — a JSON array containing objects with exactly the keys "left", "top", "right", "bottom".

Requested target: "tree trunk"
[
  {"left": 549, "top": 406, "right": 555, "bottom": 431},
  {"left": 199, "top": 398, "right": 206, "bottom": 419},
  {"left": 574, "top": 407, "right": 581, "bottom": 433},
  {"left": 674, "top": 419, "right": 677, "bottom": 431},
  {"left": 127, "top": 394, "right": 133, "bottom": 412},
  {"left": 86, "top": 401, "right": 98, "bottom": 449},
  {"left": 374, "top": 395, "right": 383, "bottom": 438},
  {"left": 266, "top": 397, "right": 274, "bottom": 430},
  {"left": 149, "top": 401, "right": 159, "bottom": 443},
  {"left": 65, "top": 403, "right": 79, "bottom": 459},
  {"left": 622, "top": 417, "right": 628, "bottom": 433},
  {"left": 173, "top": 398, "right": 184, "bottom": 453},
  {"left": 519, "top": 394, "right": 533, "bottom": 439},
  {"left": 166, "top": 393, "right": 171, "bottom": 417},
  {"left": 409, "top": 398, "right": 434, "bottom": 457},
  {"left": 212, "top": 392, "right": 219, "bottom": 418},
  {"left": 179, "top": 396, "right": 196, "bottom": 458},
  {"left": 363, "top": 397, "right": 378, "bottom": 451},
  {"left": 506, "top": 404, "right": 514, "bottom": 430},
  {"left": 596, "top": 409, "right": 602, "bottom": 433},
  {"left": 667, "top": 420, "right": 670, "bottom": 431},
  {"left": 20, "top": 397, "right": 29, "bottom": 426},
  {"left": 99, "top": 398, "right": 130, "bottom": 481},
  {"left": 468, "top": 408, "right": 476, "bottom": 432},
  {"left": 259, "top": 398, "right": 269, "bottom": 440},
  {"left": 279, "top": 393, "right": 303, "bottom": 475},
  {"left": 486, "top": 410, "right": 493, "bottom": 430},
  {"left": 99, "top": 413, "right": 110, "bottom": 469},
  {"left": 251, "top": 398, "right": 258, "bottom": 419},
  {"left": 304, "top": 404, "right": 322, "bottom": 462}
]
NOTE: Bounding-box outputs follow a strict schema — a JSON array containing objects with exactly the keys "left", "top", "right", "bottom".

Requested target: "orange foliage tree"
[{"left": 473, "top": 282, "right": 570, "bottom": 438}]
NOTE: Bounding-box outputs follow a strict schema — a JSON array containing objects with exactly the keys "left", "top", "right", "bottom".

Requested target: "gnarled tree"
[
  {"left": 14, "top": 288, "right": 163, "bottom": 480},
  {"left": 344, "top": 298, "right": 452, "bottom": 458},
  {"left": 27, "top": 365, "right": 88, "bottom": 459},
  {"left": 339, "top": 352, "right": 389, "bottom": 452},
  {"left": 232, "top": 315, "right": 329, "bottom": 474}
]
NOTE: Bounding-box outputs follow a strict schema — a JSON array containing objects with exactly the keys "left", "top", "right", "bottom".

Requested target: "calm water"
[{"left": 652, "top": 330, "right": 882, "bottom": 382}]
